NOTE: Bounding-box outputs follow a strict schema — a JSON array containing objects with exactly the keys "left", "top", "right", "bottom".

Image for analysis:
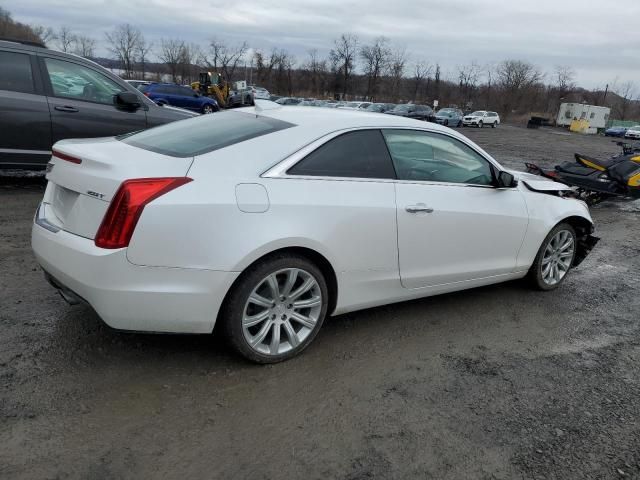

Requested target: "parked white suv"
[{"left": 463, "top": 111, "right": 500, "bottom": 128}]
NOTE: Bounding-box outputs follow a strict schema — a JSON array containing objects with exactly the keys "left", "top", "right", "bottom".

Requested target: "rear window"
[{"left": 119, "top": 111, "right": 295, "bottom": 157}]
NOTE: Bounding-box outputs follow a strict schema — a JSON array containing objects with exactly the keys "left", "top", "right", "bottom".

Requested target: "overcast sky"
[{"left": 6, "top": 0, "right": 640, "bottom": 90}]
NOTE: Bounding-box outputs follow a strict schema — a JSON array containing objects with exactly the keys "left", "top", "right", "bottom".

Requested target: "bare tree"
[
  {"left": 0, "top": 7, "right": 49, "bottom": 44},
  {"left": 329, "top": 34, "right": 358, "bottom": 97},
  {"left": 496, "top": 59, "right": 543, "bottom": 116},
  {"left": 136, "top": 35, "right": 153, "bottom": 80},
  {"left": 159, "top": 38, "right": 185, "bottom": 83},
  {"left": 105, "top": 24, "right": 142, "bottom": 79},
  {"left": 74, "top": 35, "right": 96, "bottom": 58},
  {"left": 205, "top": 38, "right": 248, "bottom": 81},
  {"left": 30, "top": 25, "right": 56, "bottom": 45},
  {"left": 179, "top": 43, "right": 202, "bottom": 84},
  {"left": 388, "top": 47, "right": 407, "bottom": 101},
  {"left": 56, "top": 26, "right": 76, "bottom": 53},
  {"left": 613, "top": 80, "right": 636, "bottom": 120},
  {"left": 303, "top": 49, "right": 329, "bottom": 97},
  {"left": 411, "top": 60, "right": 432, "bottom": 102},
  {"left": 457, "top": 61, "right": 482, "bottom": 106},
  {"left": 554, "top": 65, "right": 575, "bottom": 95},
  {"left": 360, "top": 36, "right": 391, "bottom": 100}
]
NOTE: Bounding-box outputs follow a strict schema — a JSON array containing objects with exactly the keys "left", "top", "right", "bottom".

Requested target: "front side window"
[
  {"left": 288, "top": 130, "right": 396, "bottom": 179},
  {"left": 45, "top": 58, "right": 124, "bottom": 105},
  {"left": 0, "top": 51, "right": 35, "bottom": 94},
  {"left": 383, "top": 129, "right": 494, "bottom": 185}
]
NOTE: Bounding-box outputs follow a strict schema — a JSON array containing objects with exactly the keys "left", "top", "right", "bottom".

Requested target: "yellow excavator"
[{"left": 191, "top": 72, "right": 230, "bottom": 107}]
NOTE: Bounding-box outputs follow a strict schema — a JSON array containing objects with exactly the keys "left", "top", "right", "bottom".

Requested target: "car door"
[
  {"left": 383, "top": 129, "right": 529, "bottom": 288},
  {"left": 0, "top": 49, "right": 52, "bottom": 168},
  {"left": 40, "top": 56, "right": 147, "bottom": 143},
  {"left": 278, "top": 129, "right": 399, "bottom": 303}
]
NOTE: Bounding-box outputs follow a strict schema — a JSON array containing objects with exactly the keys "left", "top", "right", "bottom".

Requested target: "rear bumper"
[{"left": 31, "top": 213, "right": 239, "bottom": 333}]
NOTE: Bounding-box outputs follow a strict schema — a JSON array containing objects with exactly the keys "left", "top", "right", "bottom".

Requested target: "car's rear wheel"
[
  {"left": 202, "top": 104, "right": 214, "bottom": 114},
  {"left": 491, "top": 121, "right": 497, "bottom": 128},
  {"left": 528, "top": 223, "right": 576, "bottom": 290},
  {"left": 221, "top": 254, "right": 329, "bottom": 363}
]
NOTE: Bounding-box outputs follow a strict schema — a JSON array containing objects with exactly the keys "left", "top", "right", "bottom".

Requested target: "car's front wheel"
[
  {"left": 202, "top": 104, "right": 214, "bottom": 114},
  {"left": 528, "top": 223, "right": 577, "bottom": 290},
  {"left": 221, "top": 254, "right": 329, "bottom": 363},
  {"left": 478, "top": 121, "right": 483, "bottom": 128}
]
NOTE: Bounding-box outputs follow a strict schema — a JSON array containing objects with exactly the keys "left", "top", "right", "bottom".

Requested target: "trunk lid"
[{"left": 42, "top": 137, "right": 193, "bottom": 239}]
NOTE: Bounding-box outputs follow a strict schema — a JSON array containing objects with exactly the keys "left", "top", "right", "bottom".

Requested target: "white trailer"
[{"left": 556, "top": 103, "right": 610, "bottom": 133}]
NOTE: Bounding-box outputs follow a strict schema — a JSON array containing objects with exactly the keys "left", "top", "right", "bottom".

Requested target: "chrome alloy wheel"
[
  {"left": 541, "top": 230, "right": 575, "bottom": 286},
  {"left": 242, "top": 268, "right": 322, "bottom": 356}
]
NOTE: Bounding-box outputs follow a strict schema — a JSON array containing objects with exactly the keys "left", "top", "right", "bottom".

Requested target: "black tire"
[
  {"left": 491, "top": 121, "right": 497, "bottom": 128},
  {"left": 478, "top": 121, "right": 483, "bottom": 128},
  {"left": 444, "top": 119, "right": 449, "bottom": 126},
  {"left": 220, "top": 253, "right": 329, "bottom": 363},
  {"left": 202, "top": 104, "right": 214, "bottom": 114},
  {"left": 528, "top": 222, "right": 577, "bottom": 291},
  {"left": 457, "top": 120, "right": 462, "bottom": 128}
]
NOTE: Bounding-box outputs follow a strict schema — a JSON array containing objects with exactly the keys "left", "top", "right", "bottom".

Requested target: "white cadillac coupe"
[{"left": 32, "top": 102, "right": 598, "bottom": 362}]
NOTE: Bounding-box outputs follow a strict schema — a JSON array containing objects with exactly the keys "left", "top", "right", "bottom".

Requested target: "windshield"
[
  {"left": 120, "top": 111, "right": 295, "bottom": 157},
  {"left": 393, "top": 105, "right": 411, "bottom": 112},
  {"left": 345, "top": 102, "right": 359, "bottom": 107},
  {"left": 366, "top": 104, "right": 383, "bottom": 112},
  {"left": 471, "top": 111, "right": 486, "bottom": 116},
  {"left": 438, "top": 111, "right": 453, "bottom": 117}
]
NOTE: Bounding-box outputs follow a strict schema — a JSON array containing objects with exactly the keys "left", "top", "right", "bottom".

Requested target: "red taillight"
[
  {"left": 143, "top": 92, "right": 149, "bottom": 97},
  {"left": 52, "top": 149, "right": 82, "bottom": 164},
  {"left": 95, "top": 177, "right": 192, "bottom": 249}
]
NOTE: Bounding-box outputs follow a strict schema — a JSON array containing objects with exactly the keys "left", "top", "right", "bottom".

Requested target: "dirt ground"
[{"left": 1, "top": 125, "right": 639, "bottom": 479}]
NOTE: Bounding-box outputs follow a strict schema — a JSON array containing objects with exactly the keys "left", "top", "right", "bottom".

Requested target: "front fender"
[{"left": 517, "top": 191, "right": 594, "bottom": 270}]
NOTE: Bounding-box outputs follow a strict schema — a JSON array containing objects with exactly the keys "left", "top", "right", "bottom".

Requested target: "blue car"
[
  {"left": 141, "top": 83, "right": 219, "bottom": 114},
  {"left": 604, "top": 126, "right": 628, "bottom": 137}
]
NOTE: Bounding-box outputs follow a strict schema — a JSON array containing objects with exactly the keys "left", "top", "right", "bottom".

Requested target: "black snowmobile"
[{"left": 526, "top": 141, "right": 640, "bottom": 205}]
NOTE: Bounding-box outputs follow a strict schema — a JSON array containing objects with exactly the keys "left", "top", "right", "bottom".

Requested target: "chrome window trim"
[{"left": 262, "top": 126, "right": 505, "bottom": 186}]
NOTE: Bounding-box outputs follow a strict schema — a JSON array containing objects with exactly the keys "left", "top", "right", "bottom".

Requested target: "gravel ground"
[{"left": 1, "top": 125, "right": 639, "bottom": 479}]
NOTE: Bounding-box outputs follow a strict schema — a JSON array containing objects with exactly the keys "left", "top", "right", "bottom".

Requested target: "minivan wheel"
[
  {"left": 528, "top": 223, "right": 577, "bottom": 291},
  {"left": 202, "top": 104, "right": 214, "bottom": 114},
  {"left": 221, "top": 254, "right": 329, "bottom": 363}
]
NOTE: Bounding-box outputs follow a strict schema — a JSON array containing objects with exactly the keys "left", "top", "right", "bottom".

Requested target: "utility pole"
[{"left": 602, "top": 83, "right": 608, "bottom": 105}]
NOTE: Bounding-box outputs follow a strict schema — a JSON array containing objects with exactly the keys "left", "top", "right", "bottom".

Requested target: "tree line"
[{"left": 1, "top": 7, "right": 638, "bottom": 121}]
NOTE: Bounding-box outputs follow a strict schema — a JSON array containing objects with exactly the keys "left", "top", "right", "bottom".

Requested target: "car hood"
[{"left": 508, "top": 169, "right": 572, "bottom": 192}]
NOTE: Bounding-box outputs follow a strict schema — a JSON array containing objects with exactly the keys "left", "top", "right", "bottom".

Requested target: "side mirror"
[
  {"left": 497, "top": 171, "right": 518, "bottom": 188},
  {"left": 115, "top": 91, "right": 141, "bottom": 110}
]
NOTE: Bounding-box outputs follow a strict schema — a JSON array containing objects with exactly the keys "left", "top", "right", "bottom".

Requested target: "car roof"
[{"left": 185, "top": 105, "right": 498, "bottom": 179}]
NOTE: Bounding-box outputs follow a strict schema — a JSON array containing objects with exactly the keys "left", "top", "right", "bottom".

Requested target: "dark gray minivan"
[{"left": 0, "top": 38, "right": 196, "bottom": 169}]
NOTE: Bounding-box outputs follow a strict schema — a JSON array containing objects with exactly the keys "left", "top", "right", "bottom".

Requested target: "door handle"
[
  {"left": 54, "top": 105, "right": 79, "bottom": 113},
  {"left": 405, "top": 203, "right": 434, "bottom": 214}
]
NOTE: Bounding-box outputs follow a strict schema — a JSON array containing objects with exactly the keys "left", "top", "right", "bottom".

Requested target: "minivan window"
[
  {"left": 44, "top": 58, "right": 124, "bottom": 105},
  {"left": 120, "top": 111, "right": 294, "bottom": 157},
  {"left": 288, "top": 130, "right": 396, "bottom": 179},
  {"left": 0, "top": 51, "right": 35, "bottom": 94}
]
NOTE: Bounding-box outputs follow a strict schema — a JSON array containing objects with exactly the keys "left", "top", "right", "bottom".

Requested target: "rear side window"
[
  {"left": 120, "top": 111, "right": 294, "bottom": 157},
  {"left": 288, "top": 130, "right": 396, "bottom": 179},
  {"left": 0, "top": 51, "right": 35, "bottom": 94}
]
